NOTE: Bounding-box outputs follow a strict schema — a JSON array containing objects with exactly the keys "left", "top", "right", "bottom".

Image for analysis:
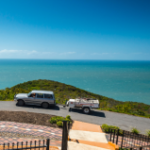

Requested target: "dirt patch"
[{"left": 0, "top": 111, "right": 58, "bottom": 127}]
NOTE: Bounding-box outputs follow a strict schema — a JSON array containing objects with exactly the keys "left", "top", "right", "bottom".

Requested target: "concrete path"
[
  {"left": 68, "top": 121, "right": 116, "bottom": 150},
  {"left": 0, "top": 101, "right": 150, "bottom": 133}
]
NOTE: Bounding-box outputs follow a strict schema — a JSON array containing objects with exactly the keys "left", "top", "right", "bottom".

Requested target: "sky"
[{"left": 0, "top": 0, "right": 150, "bottom": 60}]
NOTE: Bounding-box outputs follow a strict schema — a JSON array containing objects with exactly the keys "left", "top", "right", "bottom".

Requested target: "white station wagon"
[{"left": 14, "top": 90, "right": 55, "bottom": 108}]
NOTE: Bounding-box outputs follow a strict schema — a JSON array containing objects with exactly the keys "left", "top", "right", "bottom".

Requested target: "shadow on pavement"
[
  {"left": 16, "top": 103, "right": 60, "bottom": 110},
  {"left": 68, "top": 108, "right": 106, "bottom": 118}
]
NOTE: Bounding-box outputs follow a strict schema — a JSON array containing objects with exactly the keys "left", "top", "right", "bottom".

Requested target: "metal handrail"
[
  {"left": 4, "top": 145, "right": 47, "bottom": 150},
  {"left": 109, "top": 129, "right": 150, "bottom": 149},
  {"left": 1, "top": 139, "right": 50, "bottom": 150}
]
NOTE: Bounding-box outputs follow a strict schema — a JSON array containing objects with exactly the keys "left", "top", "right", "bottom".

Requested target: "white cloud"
[
  {"left": 67, "top": 52, "right": 76, "bottom": 54},
  {"left": 42, "top": 52, "right": 56, "bottom": 54},
  {"left": 0, "top": 49, "right": 77, "bottom": 59},
  {"left": 27, "top": 50, "right": 38, "bottom": 55},
  {"left": 0, "top": 49, "right": 23, "bottom": 53},
  {"left": 0, "top": 49, "right": 38, "bottom": 54}
]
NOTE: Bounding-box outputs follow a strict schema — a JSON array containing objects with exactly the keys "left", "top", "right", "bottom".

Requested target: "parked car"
[{"left": 14, "top": 90, "right": 55, "bottom": 108}]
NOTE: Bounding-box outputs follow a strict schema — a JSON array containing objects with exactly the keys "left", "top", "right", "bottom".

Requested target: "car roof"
[{"left": 31, "top": 90, "right": 54, "bottom": 94}]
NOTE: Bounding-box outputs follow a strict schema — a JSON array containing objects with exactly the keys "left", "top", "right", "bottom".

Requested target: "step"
[
  {"left": 68, "top": 138, "right": 115, "bottom": 150},
  {"left": 71, "top": 121, "right": 102, "bottom": 132},
  {"left": 69, "top": 130, "right": 108, "bottom": 143},
  {"left": 68, "top": 141, "right": 111, "bottom": 150}
]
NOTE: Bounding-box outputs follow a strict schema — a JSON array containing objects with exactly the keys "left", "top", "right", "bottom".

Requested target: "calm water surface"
[{"left": 0, "top": 59, "right": 150, "bottom": 105}]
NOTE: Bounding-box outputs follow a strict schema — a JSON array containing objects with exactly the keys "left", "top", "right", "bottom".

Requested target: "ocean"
[{"left": 0, "top": 59, "right": 150, "bottom": 105}]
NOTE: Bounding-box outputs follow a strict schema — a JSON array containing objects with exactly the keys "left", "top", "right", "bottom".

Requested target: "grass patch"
[
  {"left": 102, "top": 124, "right": 150, "bottom": 137},
  {"left": 101, "top": 124, "right": 123, "bottom": 135},
  {"left": 146, "top": 130, "right": 150, "bottom": 137},
  {"left": 131, "top": 128, "right": 140, "bottom": 134},
  {"left": 50, "top": 115, "right": 72, "bottom": 128}
]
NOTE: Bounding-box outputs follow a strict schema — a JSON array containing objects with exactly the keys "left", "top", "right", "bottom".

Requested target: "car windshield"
[{"left": 27, "top": 92, "right": 31, "bottom": 97}]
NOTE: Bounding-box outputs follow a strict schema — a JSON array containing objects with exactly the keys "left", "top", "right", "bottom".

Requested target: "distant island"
[{"left": 0, "top": 79, "right": 149, "bottom": 118}]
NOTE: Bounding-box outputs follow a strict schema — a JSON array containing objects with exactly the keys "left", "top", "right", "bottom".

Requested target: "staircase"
[{"left": 68, "top": 121, "right": 119, "bottom": 150}]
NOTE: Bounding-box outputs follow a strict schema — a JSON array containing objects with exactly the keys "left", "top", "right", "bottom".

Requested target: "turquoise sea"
[{"left": 0, "top": 59, "right": 150, "bottom": 105}]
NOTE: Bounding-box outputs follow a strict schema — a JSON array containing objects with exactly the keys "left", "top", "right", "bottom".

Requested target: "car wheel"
[
  {"left": 83, "top": 107, "right": 90, "bottom": 114},
  {"left": 18, "top": 100, "right": 24, "bottom": 106},
  {"left": 42, "top": 102, "right": 49, "bottom": 108}
]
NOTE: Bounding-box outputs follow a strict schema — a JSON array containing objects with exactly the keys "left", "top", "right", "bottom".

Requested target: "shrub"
[
  {"left": 65, "top": 118, "right": 70, "bottom": 121},
  {"left": 131, "top": 128, "right": 140, "bottom": 134},
  {"left": 57, "top": 121, "right": 63, "bottom": 127},
  {"left": 146, "top": 130, "right": 150, "bottom": 137},
  {"left": 50, "top": 115, "right": 72, "bottom": 127},
  {"left": 101, "top": 124, "right": 123, "bottom": 135},
  {"left": 101, "top": 124, "right": 120, "bottom": 133},
  {"left": 101, "top": 124, "right": 110, "bottom": 133},
  {"left": 55, "top": 116, "right": 65, "bottom": 121},
  {"left": 50, "top": 116, "right": 65, "bottom": 124},
  {"left": 50, "top": 118, "right": 57, "bottom": 124},
  {"left": 66, "top": 115, "right": 71, "bottom": 120},
  {"left": 135, "top": 110, "right": 146, "bottom": 116}
]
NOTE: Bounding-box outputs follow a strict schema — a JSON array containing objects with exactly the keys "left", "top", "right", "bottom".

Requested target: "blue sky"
[{"left": 0, "top": 0, "right": 150, "bottom": 60}]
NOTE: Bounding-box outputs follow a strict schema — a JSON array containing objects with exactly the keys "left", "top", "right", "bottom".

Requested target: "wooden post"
[
  {"left": 68, "top": 121, "right": 70, "bottom": 130},
  {"left": 61, "top": 121, "right": 68, "bottom": 150},
  {"left": 46, "top": 139, "right": 50, "bottom": 150},
  {"left": 139, "top": 147, "right": 142, "bottom": 150}
]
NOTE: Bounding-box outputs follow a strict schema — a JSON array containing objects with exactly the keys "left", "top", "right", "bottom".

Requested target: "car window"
[
  {"left": 29, "top": 93, "right": 36, "bottom": 97},
  {"left": 37, "top": 93, "right": 43, "bottom": 98},
  {"left": 44, "top": 94, "right": 53, "bottom": 99},
  {"left": 29, "top": 94, "right": 33, "bottom": 97}
]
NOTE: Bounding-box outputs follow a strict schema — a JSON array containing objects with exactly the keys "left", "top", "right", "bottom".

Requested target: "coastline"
[{"left": 0, "top": 79, "right": 150, "bottom": 118}]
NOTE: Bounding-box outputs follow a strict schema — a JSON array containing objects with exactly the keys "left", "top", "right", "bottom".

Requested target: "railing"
[
  {"left": 108, "top": 129, "right": 150, "bottom": 150},
  {"left": 0, "top": 139, "right": 50, "bottom": 150},
  {"left": 0, "top": 121, "right": 71, "bottom": 150}
]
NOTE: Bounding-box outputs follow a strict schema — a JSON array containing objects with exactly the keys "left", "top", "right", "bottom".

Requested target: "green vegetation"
[
  {"left": 101, "top": 124, "right": 120, "bottom": 133},
  {"left": 50, "top": 115, "right": 72, "bottom": 127},
  {"left": 56, "top": 121, "right": 63, "bottom": 127},
  {"left": 102, "top": 124, "right": 150, "bottom": 136},
  {"left": 146, "top": 130, "right": 150, "bottom": 137},
  {"left": 0, "top": 79, "right": 150, "bottom": 118},
  {"left": 131, "top": 128, "right": 140, "bottom": 134},
  {"left": 101, "top": 124, "right": 123, "bottom": 135}
]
